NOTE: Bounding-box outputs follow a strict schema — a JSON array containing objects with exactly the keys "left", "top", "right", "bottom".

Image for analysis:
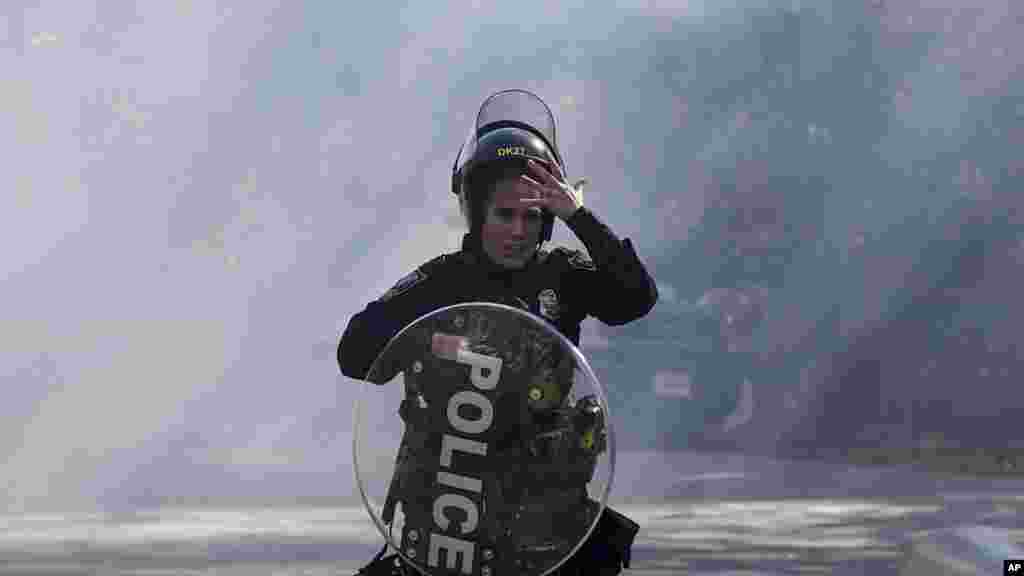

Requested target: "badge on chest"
[{"left": 537, "top": 288, "right": 561, "bottom": 321}]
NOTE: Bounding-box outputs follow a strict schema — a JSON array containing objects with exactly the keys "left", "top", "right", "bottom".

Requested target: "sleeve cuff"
[{"left": 565, "top": 205, "right": 592, "bottom": 231}]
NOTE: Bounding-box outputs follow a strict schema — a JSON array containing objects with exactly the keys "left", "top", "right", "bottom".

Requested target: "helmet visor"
[
  {"left": 476, "top": 89, "right": 557, "bottom": 147},
  {"left": 455, "top": 89, "right": 558, "bottom": 175}
]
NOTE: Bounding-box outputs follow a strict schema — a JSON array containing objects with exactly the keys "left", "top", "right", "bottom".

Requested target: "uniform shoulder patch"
[
  {"left": 565, "top": 249, "right": 596, "bottom": 271},
  {"left": 377, "top": 268, "right": 429, "bottom": 302}
]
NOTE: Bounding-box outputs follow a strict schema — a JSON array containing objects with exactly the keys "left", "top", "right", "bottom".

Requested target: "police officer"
[{"left": 338, "top": 89, "right": 658, "bottom": 575}]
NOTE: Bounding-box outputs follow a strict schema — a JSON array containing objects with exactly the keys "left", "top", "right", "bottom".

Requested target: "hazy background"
[{"left": 3, "top": 0, "right": 1022, "bottom": 522}]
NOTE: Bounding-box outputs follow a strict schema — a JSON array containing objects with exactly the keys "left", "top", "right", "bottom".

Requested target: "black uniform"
[{"left": 338, "top": 206, "right": 658, "bottom": 575}]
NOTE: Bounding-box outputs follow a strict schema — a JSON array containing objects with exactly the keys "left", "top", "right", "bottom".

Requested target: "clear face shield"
[{"left": 454, "top": 89, "right": 561, "bottom": 178}]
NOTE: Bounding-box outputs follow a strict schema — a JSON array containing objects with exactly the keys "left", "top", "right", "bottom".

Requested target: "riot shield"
[{"left": 352, "top": 303, "right": 614, "bottom": 576}]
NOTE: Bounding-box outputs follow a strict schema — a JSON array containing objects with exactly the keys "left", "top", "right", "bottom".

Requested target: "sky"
[{"left": 2, "top": 0, "right": 1022, "bottom": 513}]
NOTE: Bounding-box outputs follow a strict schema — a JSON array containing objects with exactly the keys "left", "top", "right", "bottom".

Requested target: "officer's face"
[{"left": 481, "top": 178, "right": 544, "bottom": 269}]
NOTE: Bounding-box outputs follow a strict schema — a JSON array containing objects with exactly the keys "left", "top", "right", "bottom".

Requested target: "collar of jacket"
[{"left": 459, "top": 233, "right": 545, "bottom": 278}]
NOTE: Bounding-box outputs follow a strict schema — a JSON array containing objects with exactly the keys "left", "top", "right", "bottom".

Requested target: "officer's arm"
[
  {"left": 337, "top": 269, "right": 437, "bottom": 383},
  {"left": 564, "top": 207, "right": 659, "bottom": 325}
]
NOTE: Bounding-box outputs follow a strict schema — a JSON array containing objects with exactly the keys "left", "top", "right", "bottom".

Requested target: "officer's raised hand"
[{"left": 519, "top": 158, "right": 587, "bottom": 221}]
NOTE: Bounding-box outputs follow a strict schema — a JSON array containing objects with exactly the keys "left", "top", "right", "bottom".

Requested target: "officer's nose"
[{"left": 510, "top": 213, "right": 527, "bottom": 237}]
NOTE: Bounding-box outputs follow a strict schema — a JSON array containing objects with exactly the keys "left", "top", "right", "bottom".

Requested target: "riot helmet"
[{"left": 451, "top": 89, "right": 566, "bottom": 243}]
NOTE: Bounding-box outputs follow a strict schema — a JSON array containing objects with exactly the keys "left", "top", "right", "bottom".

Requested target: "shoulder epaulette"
[{"left": 377, "top": 255, "right": 449, "bottom": 302}]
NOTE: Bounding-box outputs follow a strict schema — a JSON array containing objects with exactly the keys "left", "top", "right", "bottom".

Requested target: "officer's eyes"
[{"left": 495, "top": 209, "right": 542, "bottom": 223}]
